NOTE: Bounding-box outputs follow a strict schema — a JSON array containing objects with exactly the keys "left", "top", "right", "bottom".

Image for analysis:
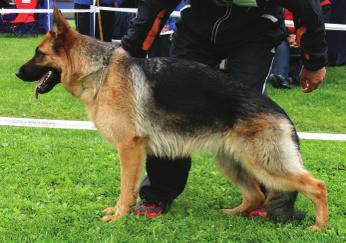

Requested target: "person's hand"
[
  {"left": 287, "top": 34, "right": 297, "bottom": 48},
  {"left": 300, "top": 67, "right": 326, "bottom": 93}
]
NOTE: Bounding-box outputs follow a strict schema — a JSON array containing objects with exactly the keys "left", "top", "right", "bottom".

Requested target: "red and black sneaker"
[
  {"left": 247, "top": 208, "right": 268, "bottom": 218},
  {"left": 134, "top": 200, "right": 170, "bottom": 218}
]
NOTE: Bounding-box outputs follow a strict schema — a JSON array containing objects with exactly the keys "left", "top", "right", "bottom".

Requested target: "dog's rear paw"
[
  {"left": 222, "top": 208, "right": 243, "bottom": 215},
  {"left": 103, "top": 207, "right": 117, "bottom": 214},
  {"left": 307, "top": 224, "right": 325, "bottom": 231},
  {"left": 102, "top": 215, "right": 118, "bottom": 222}
]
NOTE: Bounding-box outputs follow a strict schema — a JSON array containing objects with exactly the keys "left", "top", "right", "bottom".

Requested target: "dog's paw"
[
  {"left": 222, "top": 208, "right": 242, "bottom": 215},
  {"left": 103, "top": 207, "right": 117, "bottom": 215},
  {"left": 102, "top": 215, "right": 118, "bottom": 222},
  {"left": 101, "top": 210, "right": 124, "bottom": 222},
  {"left": 307, "top": 225, "right": 324, "bottom": 231},
  {"left": 101, "top": 206, "right": 130, "bottom": 222}
]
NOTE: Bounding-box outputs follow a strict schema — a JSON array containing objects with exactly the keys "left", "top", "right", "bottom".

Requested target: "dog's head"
[{"left": 16, "top": 8, "right": 77, "bottom": 98}]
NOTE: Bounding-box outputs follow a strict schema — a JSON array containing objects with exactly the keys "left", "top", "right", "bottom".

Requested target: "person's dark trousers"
[
  {"left": 74, "top": 3, "right": 91, "bottom": 35},
  {"left": 271, "top": 40, "right": 290, "bottom": 78},
  {"left": 289, "top": 48, "right": 303, "bottom": 84},
  {"left": 139, "top": 31, "right": 275, "bottom": 204},
  {"left": 140, "top": 156, "right": 191, "bottom": 203}
]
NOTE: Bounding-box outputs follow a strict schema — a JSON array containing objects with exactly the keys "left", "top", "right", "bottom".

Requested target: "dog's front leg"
[{"left": 102, "top": 136, "right": 146, "bottom": 222}]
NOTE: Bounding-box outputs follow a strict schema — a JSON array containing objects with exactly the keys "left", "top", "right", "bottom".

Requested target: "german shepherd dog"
[{"left": 16, "top": 9, "right": 328, "bottom": 230}]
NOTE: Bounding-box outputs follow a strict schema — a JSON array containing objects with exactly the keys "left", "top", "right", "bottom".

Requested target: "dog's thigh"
[{"left": 217, "top": 154, "right": 264, "bottom": 214}]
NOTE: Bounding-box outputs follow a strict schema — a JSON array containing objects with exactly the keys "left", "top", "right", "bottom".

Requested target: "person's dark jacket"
[{"left": 121, "top": 0, "right": 327, "bottom": 71}]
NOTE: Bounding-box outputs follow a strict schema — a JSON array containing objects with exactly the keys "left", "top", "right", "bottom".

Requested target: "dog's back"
[{"left": 126, "top": 57, "right": 297, "bottom": 157}]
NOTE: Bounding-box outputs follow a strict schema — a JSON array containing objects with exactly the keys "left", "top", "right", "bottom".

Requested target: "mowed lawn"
[{"left": 0, "top": 35, "right": 345, "bottom": 242}]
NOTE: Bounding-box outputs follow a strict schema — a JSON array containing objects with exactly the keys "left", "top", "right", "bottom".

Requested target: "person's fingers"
[
  {"left": 300, "top": 67, "right": 326, "bottom": 93},
  {"left": 300, "top": 78, "right": 319, "bottom": 93},
  {"left": 300, "top": 78, "right": 309, "bottom": 92}
]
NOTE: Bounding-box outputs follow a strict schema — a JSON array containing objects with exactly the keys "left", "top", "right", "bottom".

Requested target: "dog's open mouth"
[{"left": 35, "top": 69, "right": 61, "bottom": 99}]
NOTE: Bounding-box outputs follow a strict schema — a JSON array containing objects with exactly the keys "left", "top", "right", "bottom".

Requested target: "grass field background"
[{"left": 0, "top": 34, "right": 345, "bottom": 242}]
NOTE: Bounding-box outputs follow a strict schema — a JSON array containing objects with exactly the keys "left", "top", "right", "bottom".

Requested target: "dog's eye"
[{"left": 35, "top": 48, "right": 45, "bottom": 58}]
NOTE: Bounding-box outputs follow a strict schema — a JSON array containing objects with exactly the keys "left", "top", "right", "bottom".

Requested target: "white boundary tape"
[
  {"left": 0, "top": 8, "right": 346, "bottom": 31},
  {"left": 0, "top": 117, "right": 345, "bottom": 141},
  {"left": 0, "top": 117, "right": 96, "bottom": 130}
]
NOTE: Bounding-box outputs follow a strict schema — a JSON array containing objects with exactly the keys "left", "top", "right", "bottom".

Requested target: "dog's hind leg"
[
  {"left": 230, "top": 129, "right": 328, "bottom": 230},
  {"left": 216, "top": 154, "right": 265, "bottom": 215},
  {"left": 228, "top": 115, "right": 328, "bottom": 230},
  {"left": 102, "top": 136, "right": 147, "bottom": 222},
  {"left": 250, "top": 169, "right": 328, "bottom": 231}
]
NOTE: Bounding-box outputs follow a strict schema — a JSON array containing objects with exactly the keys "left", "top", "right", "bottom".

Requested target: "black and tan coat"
[{"left": 16, "top": 9, "right": 328, "bottom": 231}]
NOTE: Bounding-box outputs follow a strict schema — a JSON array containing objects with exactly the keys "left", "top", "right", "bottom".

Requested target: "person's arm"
[
  {"left": 121, "top": 0, "right": 181, "bottom": 57},
  {"left": 278, "top": 0, "right": 327, "bottom": 92}
]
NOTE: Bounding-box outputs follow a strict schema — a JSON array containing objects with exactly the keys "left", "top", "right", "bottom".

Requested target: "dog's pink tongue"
[
  {"left": 34, "top": 85, "right": 39, "bottom": 99},
  {"left": 35, "top": 82, "right": 41, "bottom": 99},
  {"left": 35, "top": 76, "right": 44, "bottom": 99}
]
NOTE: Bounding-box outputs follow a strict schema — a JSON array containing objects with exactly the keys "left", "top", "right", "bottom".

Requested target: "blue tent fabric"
[{"left": 327, "top": 0, "right": 346, "bottom": 66}]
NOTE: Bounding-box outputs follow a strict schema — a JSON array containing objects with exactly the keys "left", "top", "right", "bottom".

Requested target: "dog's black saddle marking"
[{"left": 131, "top": 57, "right": 288, "bottom": 133}]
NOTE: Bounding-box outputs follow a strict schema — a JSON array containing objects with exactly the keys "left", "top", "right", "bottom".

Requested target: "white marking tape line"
[
  {"left": 0, "top": 8, "right": 345, "bottom": 31},
  {"left": 0, "top": 117, "right": 96, "bottom": 130},
  {"left": 298, "top": 132, "right": 346, "bottom": 141},
  {"left": 0, "top": 117, "right": 345, "bottom": 141}
]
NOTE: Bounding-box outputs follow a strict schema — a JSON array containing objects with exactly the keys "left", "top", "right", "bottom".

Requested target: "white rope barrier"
[
  {"left": 0, "top": 117, "right": 345, "bottom": 141},
  {"left": 1, "top": 8, "right": 346, "bottom": 31}
]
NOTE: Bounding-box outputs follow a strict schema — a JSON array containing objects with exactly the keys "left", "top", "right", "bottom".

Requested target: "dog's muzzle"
[{"left": 16, "top": 65, "right": 61, "bottom": 98}]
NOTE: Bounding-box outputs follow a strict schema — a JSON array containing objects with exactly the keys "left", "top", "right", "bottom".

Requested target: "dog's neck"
[
  {"left": 79, "top": 65, "right": 106, "bottom": 103},
  {"left": 70, "top": 37, "right": 119, "bottom": 100},
  {"left": 80, "top": 37, "right": 118, "bottom": 74}
]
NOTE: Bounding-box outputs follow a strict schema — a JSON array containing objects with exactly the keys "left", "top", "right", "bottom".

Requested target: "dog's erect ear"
[{"left": 51, "top": 7, "right": 71, "bottom": 38}]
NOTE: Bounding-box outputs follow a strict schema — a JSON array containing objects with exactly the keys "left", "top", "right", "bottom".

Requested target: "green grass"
[{"left": 0, "top": 35, "right": 345, "bottom": 242}]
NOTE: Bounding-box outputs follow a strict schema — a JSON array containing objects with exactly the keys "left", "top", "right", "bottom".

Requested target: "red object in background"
[
  {"left": 320, "top": 0, "right": 331, "bottom": 7},
  {"left": 284, "top": 9, "right": 295, "bottom": 34},
  {"left": 1, "top": 0, "right": 39, "bottom": 35},
  {"left": 11, "top": 0, "right": 37, "bottom": 25},
  {"left": 284, "top": 0, "right": 331, "bottom": 34}
]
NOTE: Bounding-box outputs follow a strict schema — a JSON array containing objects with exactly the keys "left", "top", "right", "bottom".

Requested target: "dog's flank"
[{"left": 16, "top": 8, "right": 328, "bottom": 231}]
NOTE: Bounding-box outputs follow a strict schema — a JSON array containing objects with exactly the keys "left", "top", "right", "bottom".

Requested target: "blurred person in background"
[{"left": 269, "top": 0, "right": 331, "bottom": 88}]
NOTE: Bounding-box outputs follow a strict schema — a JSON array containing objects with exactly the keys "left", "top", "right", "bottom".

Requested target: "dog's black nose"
[{"left": 15, "top": 69, "right": 22, "bottom": 79}]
